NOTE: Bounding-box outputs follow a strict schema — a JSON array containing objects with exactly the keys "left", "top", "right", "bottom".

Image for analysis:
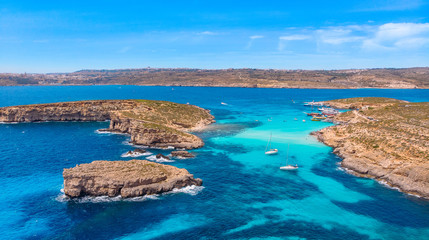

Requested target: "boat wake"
[{"left": 55, "top": 185, "right": 204, "bottom": 203}]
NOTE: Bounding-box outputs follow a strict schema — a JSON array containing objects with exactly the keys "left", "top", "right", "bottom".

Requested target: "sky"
[{"left": 0, "top": 0, "right": 429, "bottom": 73}]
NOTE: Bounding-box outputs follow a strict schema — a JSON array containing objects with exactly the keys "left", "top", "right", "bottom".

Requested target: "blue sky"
[{"left": 1, "top": 0, "right": 429, "bottom": 73}]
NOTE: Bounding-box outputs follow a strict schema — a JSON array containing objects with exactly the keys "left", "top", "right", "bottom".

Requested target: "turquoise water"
[{"left": 1, "top": 86, "right": 429, "bottom": 240}]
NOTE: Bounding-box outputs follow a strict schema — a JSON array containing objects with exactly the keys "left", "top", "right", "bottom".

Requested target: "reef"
[
  {"left": 313, "top": 97, "right": 429, "bottom": 198},
  {"left": 63, "top": 160, "right": 202, "bottom": 198},
  {"left": 0, "top": 99, "right": 214, "bottom": 149}
]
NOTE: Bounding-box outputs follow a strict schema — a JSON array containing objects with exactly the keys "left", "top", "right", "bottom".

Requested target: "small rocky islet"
[
  {"left": 0, "top": 99, "right": 214, "bottom": 198},
  {"left": 313, "top": 97, "right": 429, "bottom": 199},
  {"left": 63, "top": 160, "right": 202, "bottom": 198}
]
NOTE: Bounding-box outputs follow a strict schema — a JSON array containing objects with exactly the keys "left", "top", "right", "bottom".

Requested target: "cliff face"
[
  {"left": 0, "top": 100, "right": 136, "bottom": 122},
  {"left": 63, "top": 160, "right": 202, "bottom": 198},
  {"left": 314, "top": 98, "right": 429, "bottom": 198},
  {"left": 107, "top": 114, "right": 204, "bottom": 149},
  {"left": 0, "top": 100, "right": 214, "bottom": 149}
]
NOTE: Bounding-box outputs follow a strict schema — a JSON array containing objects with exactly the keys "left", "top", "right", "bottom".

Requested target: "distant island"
[
  {"left": 313, "top": 97, "right": 429, "bottom": 199},
  {"left": 0, "top": 99, "right": 215, "bottom": 149},
  {"left": 1, "top": 67, "right": 429, "bottom": 88}
]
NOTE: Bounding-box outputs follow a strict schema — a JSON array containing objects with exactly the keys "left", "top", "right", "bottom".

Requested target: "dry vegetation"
[
  {"left": 316, "top": 97, "right": 429, "bottom": 197},
  {"left": 1, "top": 67, "right": 428, "bottom": 88}
]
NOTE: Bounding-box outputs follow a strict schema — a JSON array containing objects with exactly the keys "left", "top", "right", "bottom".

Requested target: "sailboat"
[
  {"left": 280, "top": 144, "right": 298, "bottom": 170},
  {"left": 265, "top": 133, "right": 278, "bottom": 155}
]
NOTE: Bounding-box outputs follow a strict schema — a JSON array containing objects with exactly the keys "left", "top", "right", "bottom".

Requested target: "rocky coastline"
[
  {"left": 0, "top": 99, "right": 215, "bottom": 149},
  {"left": 313, "top": 97, "right": 429, "bottom": 199},
  {"left": 63, "top": 160, "right": 202, "bottom": 198}
]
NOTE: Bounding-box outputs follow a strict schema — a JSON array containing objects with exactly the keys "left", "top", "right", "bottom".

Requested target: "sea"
[{"left": 0, "top": 86, "right": 429, "bottom": 240}]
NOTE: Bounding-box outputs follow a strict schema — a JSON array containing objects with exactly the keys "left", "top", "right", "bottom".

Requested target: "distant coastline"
[{"left": 1, "top": 67, "right": 428, "bottom": 89}]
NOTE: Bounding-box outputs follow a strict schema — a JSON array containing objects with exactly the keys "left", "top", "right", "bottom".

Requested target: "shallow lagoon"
[{"left": 1, "top": 86, "right": 429, "bottom": 239}]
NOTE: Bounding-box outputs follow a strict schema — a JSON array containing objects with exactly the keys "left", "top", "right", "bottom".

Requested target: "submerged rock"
[
  {"left": 63, "top": 160, "right": 202, "bottom": 198},
  {"left": 122, "top": 148, "right": 149, "bottom": 158},
  {"left": 171, "top": 151, "right": 195, "bottom": 159},
  {"left": 156, "top": 153, "right": 170, "bottom": 160},
  {"left": 134, "top": 148, "right": 147, "bottom": 154}
]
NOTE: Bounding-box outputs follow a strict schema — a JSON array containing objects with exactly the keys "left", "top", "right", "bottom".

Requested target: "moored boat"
[
  {"left": 265, "top": 133, "right": 278, "bottom": 155},
  {"left": 312, "top": 116, "right": 327, "bottom": 121},
  {"left": 280, "top": 144, "right": 298, "bottom": 170}
]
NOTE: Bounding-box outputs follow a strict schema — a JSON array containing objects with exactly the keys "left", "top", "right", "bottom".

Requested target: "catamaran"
[
  {"left": 280, "top": 144, "right": 298, "bottom": 170},
  {"left": 265, "top": 133, "right": 278, "bottom": 155}
]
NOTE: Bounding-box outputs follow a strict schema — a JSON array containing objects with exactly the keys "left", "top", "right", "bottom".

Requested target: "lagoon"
[{"left": 1, "top": 86, "right": 429, "bottom": 239}]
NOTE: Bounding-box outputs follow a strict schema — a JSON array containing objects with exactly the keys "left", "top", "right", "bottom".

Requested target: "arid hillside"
[{"left": 1, "top": 67, "right": 428, "bottom": 88}]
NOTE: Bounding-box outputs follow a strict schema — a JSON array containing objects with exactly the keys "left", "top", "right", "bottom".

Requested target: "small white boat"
[
  {"left": 265, "top": 133, "right": 278, "bottom": 155},
  {"left": 265, "top": 149, "right": 278, "bottom": 155},
  {"left": 221, "top": 102, "right": 228, "bottom": 105},
  {"left": 280, "top": 144, "right": 298, "bottom": 170},
  {"left": 280, "top": 165, "right": 298, "bottom": 170}
]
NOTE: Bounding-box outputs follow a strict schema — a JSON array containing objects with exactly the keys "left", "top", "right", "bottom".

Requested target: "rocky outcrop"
[
  {"left": 171, "top": 151, "right": 195, "bottom": 159},
  {"left": 0, "top": 99, "right": 214, "bottom": 149},
  {"left": 105, "top": 114, "right": 205, "bottom": 149},
  {"left": 156, "top": 154, "right": 170, "bottom": 160},
  {"left": 122, "top": 149, "right": 148, "bottom": 157},
  {"left": 63, "top": 160, "right": 202, "bottom": 198},
  {"left": 313, "top": 97, "right": 429, "bottom": 199}
]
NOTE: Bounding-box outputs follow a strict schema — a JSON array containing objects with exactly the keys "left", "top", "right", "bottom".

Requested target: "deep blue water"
[{"left": 1, "top": 86, "right": 429, "bottom": 240}]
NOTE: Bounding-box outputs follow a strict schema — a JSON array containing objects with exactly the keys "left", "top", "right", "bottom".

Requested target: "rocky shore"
[
  {"left": 0, "top": 99, "right": 214, "bottom": 149},
  {"left": 313, "top": 97, "right": 429, "bottom": 199},
  {"left": 63, "top": 160, "right": 202, "bottom": 198}
]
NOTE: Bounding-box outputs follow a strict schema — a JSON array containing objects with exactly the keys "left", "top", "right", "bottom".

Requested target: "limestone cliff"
[
  {"left": 0, "top": 100, "right": 214, "bottom": 149},
  {"left": 313, "top": 97, "right": 429, "bottom": 199},
  {"left": 63, "top": 160, "right": 202, "bottom": 198}
]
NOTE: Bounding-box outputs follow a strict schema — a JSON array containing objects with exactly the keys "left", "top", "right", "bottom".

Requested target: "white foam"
[
  {"left": 378, "top": 180, "right": 401, "bottom": 191},
  {"left": 55, "top": 185, "right": 202, "bottom": 203},
  {"left": 95, "top": 129, "right": 129, "bottom": 136},
  {"left": 146, "top": 155, "right": 175, "bottom": 163},
  {"left": 121, "top": 151, "right": 152, "bottom": 158},
  {"left": 163, "top": 185, "right": 205, "bottom": 196},
  {"left": 0, "top": 121, "right": 18, "bottom": 124}
]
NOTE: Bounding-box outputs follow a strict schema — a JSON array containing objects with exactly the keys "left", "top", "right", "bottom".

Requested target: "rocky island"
[
  {"left": 63, "top": 160, "right": 202, "bottom": 198},
  {"left": 313, "top": 97, "right": 429, "bottom": 198},
  {"left": 0, "top": 99, "right": 214, "bottom": 149}
]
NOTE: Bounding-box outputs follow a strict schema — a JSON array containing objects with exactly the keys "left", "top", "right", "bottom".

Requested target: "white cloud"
[
  {"left": 277, "top": 35, "right": 311, "bottom": 51},
  {"left": 275, "top": 23, "right": 429, "bottom": 52},
  {"left": 250, "top": 35, "right": 264, "bottom": 40},
  {"left": 246, "top": 35, "right": 264, "bottom": 49},
  {"left": 316, "top": 26, "right": 367, "bottom": 45},
  {"left": 279, "top": 35, "right": 311, "bottom": 41},
  {"left": 198, "top": 31, "right": 218, "bottom": 35},
  {"left": 362, "top": 23, "right": 429, "bottom": 50}
]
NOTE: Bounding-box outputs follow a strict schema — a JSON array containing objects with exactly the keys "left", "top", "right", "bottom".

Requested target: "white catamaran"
[
  {"left": 265, "top": 133, "right": 278, "bottom": 155},
  {"left": 280, "top": 144, "right": 298, "bottom": 170}
]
